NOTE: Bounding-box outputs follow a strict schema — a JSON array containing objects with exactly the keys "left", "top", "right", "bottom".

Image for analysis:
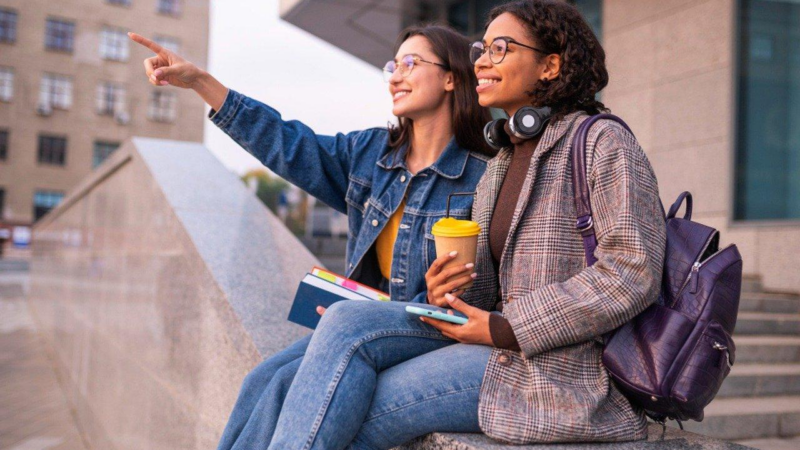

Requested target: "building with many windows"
[
  {"left": 280, "top": 0, "right": 800, "bottom": 293},
  {"left": 0, "top": 0, "right": 209, "bottom": 249}
]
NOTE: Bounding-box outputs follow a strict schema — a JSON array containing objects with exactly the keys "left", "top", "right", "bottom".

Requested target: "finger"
[
  {"left": 421, "top": 316, "right": 461, "bottom": 335},
  {"left": 430, "top": 251, "right": 459, "bottom": 275},
  {"left": 438, "top": 262, "right": 474, "bottom": 281},
  {"left": 153, "top": 66, "right": 178, "bottom": 83},
  {"left": 144, "top": 57, "right": 156, "bottom": 76},
  {"left": 316, "top": 306, "right": 327, "bottom": 316},
  {"left": 129, "top": 32, "right": 166, "bottom": 55},
  {"left": 443, "top": 273, "right": 476, "bottom": 294},
  {"left": 444, "top": 293, "right": 478, "bottom": 316}
]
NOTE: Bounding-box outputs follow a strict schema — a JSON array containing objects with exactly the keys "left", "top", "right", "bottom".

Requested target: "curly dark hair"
[{"left": 488, "top": 0, "right": 609, "bottom": 120}]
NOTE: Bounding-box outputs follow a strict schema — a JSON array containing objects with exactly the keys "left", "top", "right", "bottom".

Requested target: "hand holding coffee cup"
[{"left": 425, "top": 216, "right": 480, "bottom": 307}]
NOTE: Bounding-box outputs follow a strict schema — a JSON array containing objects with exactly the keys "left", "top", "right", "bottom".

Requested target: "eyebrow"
[{"left": 393, "top": 53, "right": 421, "bottom": 63}]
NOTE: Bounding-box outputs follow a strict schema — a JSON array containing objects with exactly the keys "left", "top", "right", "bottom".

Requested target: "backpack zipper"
[{"left": 674, "top": 240, "right": 732, "bottom": 300}]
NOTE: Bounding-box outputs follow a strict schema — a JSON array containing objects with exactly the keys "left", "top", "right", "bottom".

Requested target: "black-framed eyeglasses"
[
  {"left": 470, "top": 37, "right": 547, "bottom": 65},
  {"left": 383, "top": 54, "right": 449, "bottom": 82}
]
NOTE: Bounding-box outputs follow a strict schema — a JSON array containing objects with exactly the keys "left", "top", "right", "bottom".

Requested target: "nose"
[
  {"left": 389, "top": 67, "right": 404, "bottom": 84},
  {"left": 474, "top": 49, "right": 492, "bottom": 72}
]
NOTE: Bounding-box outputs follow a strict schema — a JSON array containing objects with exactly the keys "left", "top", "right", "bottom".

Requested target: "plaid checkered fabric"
[{"left": 461, "top": 111, "right": 667, "bottom": 444}]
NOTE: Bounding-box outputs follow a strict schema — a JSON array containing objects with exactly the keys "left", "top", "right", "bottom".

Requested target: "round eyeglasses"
[
  {"left": 470, "top": 37, "right": 547, "bottom": 65},
  {"left": 383, "top": 55, "right": 449, "bottom": 82}
]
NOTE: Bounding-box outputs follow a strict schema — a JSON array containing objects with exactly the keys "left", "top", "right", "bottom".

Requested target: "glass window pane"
[
  {"left": 93, "top": 141, "right": 120, "bottom": 168},
  {"left": 735, "top": 0, "right": 800, "bottom": 220},
  {"left": 34, "top": 190, "right": 65, "bottom": 221},
  {"left": 45, "top": 18, "right": 75, "bottom": 52},
  {"left": 0, "top": 67, "right": 13, "bottom": 102},
  {"left": 0, "top": 129, "right": 7, "bottom": 161},
  {"left": 0, "top": 8, "right": 17, "bottom": 43}
]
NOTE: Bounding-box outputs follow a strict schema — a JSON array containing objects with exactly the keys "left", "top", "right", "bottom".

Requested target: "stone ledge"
[{"left": 398, "top": 424, "right": 753, "bottom": 449}]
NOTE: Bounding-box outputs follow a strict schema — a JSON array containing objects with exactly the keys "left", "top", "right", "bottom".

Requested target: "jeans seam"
[
  {"left": 362, "top": 385, "right": 481, "bottom": 424},
  {"left": 302, "top": 330, "right": 451, "bottom": 450},
  {"left": 216, "top": 91, "right": 243, "bottom": 129}
]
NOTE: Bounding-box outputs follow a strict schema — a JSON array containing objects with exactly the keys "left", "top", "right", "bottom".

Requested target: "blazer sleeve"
[
  {"left": 504, "top": 124, "right": 667, "bottom": 358},
  {"left": 209, "top": 89, "right": 372, "bottom": 214}
]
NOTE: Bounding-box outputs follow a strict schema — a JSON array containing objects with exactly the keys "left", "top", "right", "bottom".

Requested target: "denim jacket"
[{"left": 209, "top": 89, "right": 490, "bottom": 303}]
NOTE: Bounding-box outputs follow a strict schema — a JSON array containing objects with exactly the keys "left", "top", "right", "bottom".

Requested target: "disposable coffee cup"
[{"left": 431, "top": 217, "right": 480, "bottom": 290}]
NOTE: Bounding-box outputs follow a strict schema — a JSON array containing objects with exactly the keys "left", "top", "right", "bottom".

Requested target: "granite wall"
[{"left": 27, "top": 138, "right": 314, "bottom": 449}]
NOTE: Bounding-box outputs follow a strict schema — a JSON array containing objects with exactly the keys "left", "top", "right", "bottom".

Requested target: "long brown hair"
[
  {"left": 388, "top": 25, "right": 495, "bottom": 157},
  {"left": 487, "top": 0, "right": 609, "bottom": 120}
]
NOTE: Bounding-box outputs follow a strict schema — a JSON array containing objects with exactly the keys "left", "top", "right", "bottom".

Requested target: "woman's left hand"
[{"left": 420, "top": 294, "right": 493, "bottom": 346}]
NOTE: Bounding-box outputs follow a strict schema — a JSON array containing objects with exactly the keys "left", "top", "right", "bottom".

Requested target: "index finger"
[{"left": 128, "top": 32, "right": 166, "bottom": 55}]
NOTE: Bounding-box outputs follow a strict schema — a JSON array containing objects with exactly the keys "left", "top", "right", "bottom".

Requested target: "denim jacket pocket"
[{"left": 345, "top": 177, "right": 372, "bottom": 214}]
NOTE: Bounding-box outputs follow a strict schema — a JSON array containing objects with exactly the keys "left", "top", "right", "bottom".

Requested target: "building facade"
[
  {"left": 280, "top": 0, "right": 800, "bottom": 293},
  {"left": 0, "top": 0, "right": 209, "bottom": 252}
]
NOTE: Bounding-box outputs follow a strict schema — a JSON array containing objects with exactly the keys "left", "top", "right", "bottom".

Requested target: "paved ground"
[{"left": 0, "top": 275, "right": 89, "bottom": 450}]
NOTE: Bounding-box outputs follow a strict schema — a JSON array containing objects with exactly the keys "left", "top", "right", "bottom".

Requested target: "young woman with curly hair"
[{"left": 259, "top": 1, "right": 667, "bottom": 448}]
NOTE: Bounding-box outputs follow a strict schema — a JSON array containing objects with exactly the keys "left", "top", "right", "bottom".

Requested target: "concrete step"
[
  {"left": 736, "top": 435, "right": 800, "bottom": 450},
  {"left": 719, "top": 363, "right": 800, "bottom": 398},
  {"left": 735, "top": 336, "right": 800, "bottom": 364},
  {"left": 739, "top": 293, "right": 800, "bottom": 314},
  {"left": 683, "top": 395, "right": 800, "bottom": 440},
  {"left": 735, "top": 312, "right": 800, "bottom": 335}
]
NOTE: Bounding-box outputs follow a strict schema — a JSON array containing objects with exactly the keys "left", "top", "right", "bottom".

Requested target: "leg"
[
  {"left": 348, "top": 343, "right": 491, "bottom": 450},
  {"left": 268, "top": 301, "right": 455, "bottom": 450},
  {"left": 217, "top": 334, "right": 311, "bottom": 450}
]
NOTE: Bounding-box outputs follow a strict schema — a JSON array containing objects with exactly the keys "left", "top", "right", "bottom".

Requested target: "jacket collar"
[{"left": 377, "top": 136, "right": 469, "bottom": 179}]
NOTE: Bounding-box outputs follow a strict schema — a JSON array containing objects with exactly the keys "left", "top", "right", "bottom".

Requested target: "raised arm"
[{"left": 129, "top": 32, "right": 360, "bottom": 213}]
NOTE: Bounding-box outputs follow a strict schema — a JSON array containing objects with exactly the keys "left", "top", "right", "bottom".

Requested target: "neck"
[{"left": 406, "top": 102, "right": 453, "bottom": 175}]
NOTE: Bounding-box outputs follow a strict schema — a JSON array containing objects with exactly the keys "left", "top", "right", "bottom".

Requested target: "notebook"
[{"left": 288, "top": 268, "right": 390, "bottom": 329}]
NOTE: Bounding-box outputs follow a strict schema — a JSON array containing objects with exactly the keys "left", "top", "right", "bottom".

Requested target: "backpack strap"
[{"left": 570, "top": 113, "right": 633, "bottom": 267}]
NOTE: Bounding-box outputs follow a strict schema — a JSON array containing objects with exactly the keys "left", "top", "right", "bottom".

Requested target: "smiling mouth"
[
  {"left": 393, "top": 91, "right": 410, "bottom": 101},
  {"left": 478, "top": 79, "right": 500, "bottom": 86}
]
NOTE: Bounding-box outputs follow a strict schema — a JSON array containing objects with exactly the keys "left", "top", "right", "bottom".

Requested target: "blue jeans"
[
  {"left": 217, "top": 334, "right": 311, "bottom": 450},
  {"left": 268, "top": 301, "right": 491, "bottom": 450}
]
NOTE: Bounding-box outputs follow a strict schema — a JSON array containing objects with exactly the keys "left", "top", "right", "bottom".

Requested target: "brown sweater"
[{"left": 488, "top": 130, "right": 542, "bottom": 351}]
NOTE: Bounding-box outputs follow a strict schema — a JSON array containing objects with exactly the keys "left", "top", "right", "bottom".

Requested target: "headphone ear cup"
[
  {"left": 484, "top": 119, "right": 511, "bottom": 150},
  {"left": 509, "top": 106, "right": 548, "bottom": 139}
]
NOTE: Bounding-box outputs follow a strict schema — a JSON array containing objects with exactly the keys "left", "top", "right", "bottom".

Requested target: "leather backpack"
[{"left": 571, "top": 114, "right": 743, "bottom": 426}]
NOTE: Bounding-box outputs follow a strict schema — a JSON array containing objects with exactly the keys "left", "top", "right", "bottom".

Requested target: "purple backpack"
[{"left": 571, "top": 114, "right": 743, "bottom": 427}]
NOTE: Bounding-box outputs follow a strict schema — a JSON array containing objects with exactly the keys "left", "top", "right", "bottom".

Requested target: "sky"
[{"left": 203, "top": 0, "right": 395, "bottom": 174}]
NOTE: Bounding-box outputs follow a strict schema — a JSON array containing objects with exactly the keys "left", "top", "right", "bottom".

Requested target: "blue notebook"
[{"left": 288, "top": 273, "right": 383, "bottom": 329}]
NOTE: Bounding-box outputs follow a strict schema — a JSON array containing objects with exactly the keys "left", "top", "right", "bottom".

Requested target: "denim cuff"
[{"left": 208, "top": 88, "right": 242, "bottom": 129}]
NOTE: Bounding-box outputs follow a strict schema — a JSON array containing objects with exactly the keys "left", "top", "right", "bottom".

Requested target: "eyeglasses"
[
  {"left": 383, "top": 54, "right": 449, "bottom": 82},
  {"left": 470, "top": 37, "right": 547, "bottom": 65}
]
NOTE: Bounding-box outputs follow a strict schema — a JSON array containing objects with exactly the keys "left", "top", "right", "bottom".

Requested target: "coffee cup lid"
[{"left": 432, "top": 217, "right": 480, "bottom": 237}]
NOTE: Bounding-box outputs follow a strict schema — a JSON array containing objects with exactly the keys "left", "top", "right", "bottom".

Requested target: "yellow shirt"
[{"left": 376, "top": 200, "right": 406, "bottom": 280}]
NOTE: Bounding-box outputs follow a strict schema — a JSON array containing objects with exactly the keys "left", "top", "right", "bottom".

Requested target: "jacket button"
[
  {"left": 507, "top": 295, "right": 514, "bottom": 303},
  {"left": 364, "top": 201, "right": 369, "bottom": 208},
  {"left": 498, "top": 353, "right": 512, "bottom": 366},
  {"left": 371, "top": 219, "right": 379, "bottom": 226},
  {"left": 400, "top": 175, "right": 407, "bottom": 182}
]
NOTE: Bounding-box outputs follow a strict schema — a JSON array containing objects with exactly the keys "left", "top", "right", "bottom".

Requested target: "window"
[
  {"left": 39, "top": 74, "right": 73, "bottom": 110},
  {"left": 735, "top": 0, "right": 800, "bottom": 220},
  {"left": 0, "top": 8, "right": 17, "bottom": 44},
  {"left": 100, "top": 27, "right": 129, "bottom": 61},
  {"left": 157, "top": 0, "right": 181, "bottom": 16},
  {"left": 38, "top": 135, "right": 67, "bottom": 166},
  {"left": 107, "top": 0, "right": 131, "bottom": 6},
  {"left": 0, "top": 67, "right": 12, "bottom": 102},
  {"left": 571, "top": 0, "right": 602, "bottom": 41},
  {"left": 33, "top": 190, "right": 64, "bottom": 221},
  {"left": 0, "top": 188, "right": 5, "bottom": 220},
  {"left": 154, "top": 35, "right": 180, "bottom": 54},
  {"left": 96, "top": 82, "right": 126, "bottom": 116},
  {"left": 45, "top": 18, "right": 75, "bottom": 52},
  {"left": 148, "top": 90, "right": 177, "bottom": 122},
  {"left": 93, "top": 141, "right": 120, "bottom": 168},
  {"left": 0, "top": 130, "right": 7, "bottom": 161}
]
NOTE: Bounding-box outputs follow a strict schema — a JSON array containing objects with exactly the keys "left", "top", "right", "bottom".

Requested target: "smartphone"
[{"left": 405, "top": 305, "right": 468, "bottom": 325}]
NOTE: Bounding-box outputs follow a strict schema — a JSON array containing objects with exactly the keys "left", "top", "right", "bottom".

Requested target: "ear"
[
  {"left": 541, "top": 53, "right": 562, "bottom": 81},
  {"left": 444, "top": 71, "right": 455, "bottom": 92}
]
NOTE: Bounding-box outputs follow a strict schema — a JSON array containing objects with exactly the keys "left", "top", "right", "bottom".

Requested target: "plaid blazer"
[{"left": 461, "top": 111, "right": 666, "bottom": 444}]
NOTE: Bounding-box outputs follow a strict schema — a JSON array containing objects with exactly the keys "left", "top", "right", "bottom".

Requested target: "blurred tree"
[{"left": 242, "top": 169, "right": 306, "bottom": 236}]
